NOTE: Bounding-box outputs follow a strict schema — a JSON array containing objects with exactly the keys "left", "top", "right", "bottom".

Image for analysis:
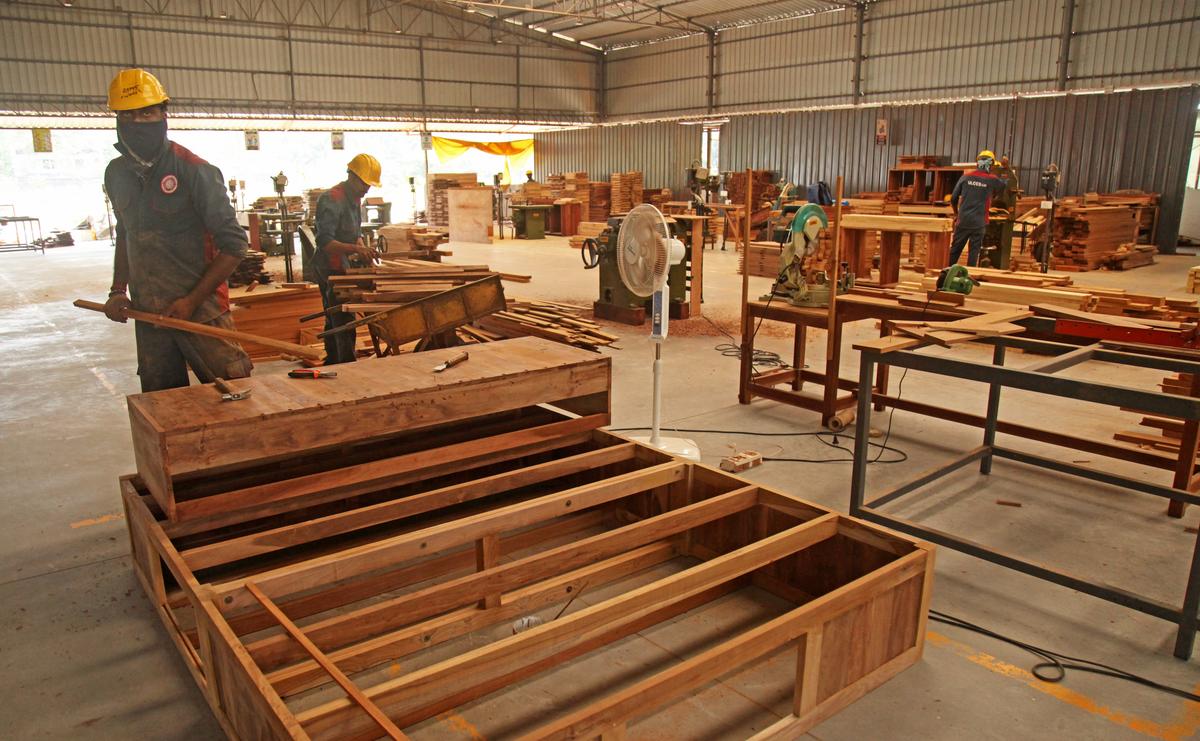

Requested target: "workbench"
[
  {"left": 839, "top": 214, "right": 954, "bottom": 287},
  {"left": 738, "top": 293, "right": 1200, "bottom": 498}
]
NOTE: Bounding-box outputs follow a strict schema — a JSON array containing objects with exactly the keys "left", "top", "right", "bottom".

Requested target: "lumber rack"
[{"left": 848, "top": 335, "right": 1200, "bottom": 659}]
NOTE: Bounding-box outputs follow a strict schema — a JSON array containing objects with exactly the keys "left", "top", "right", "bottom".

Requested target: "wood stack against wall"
[
  {"left": 610, "top": 171, "right": 644, "bottom": 214},
  {"left": 427, "top": 173, "right": 477, "bottom": 227},
  {"left": 1051, "top": 201, "right": 1139, "bottom": 271},
  {"left": 588, "top": 181, "right": 612, "bottom": 221}
]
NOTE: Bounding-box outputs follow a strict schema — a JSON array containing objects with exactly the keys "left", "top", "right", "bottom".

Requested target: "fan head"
[{"left": 616, "top": 204, "right": 672, "bottom": 297}]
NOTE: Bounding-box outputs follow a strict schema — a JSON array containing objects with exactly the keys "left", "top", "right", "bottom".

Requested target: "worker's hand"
[
  {"left": 356, "top": 240, "right": 380, "bottom": 262},
  {"left": 162, "top": 294, "right": 201, "bottom": 321},
  {"left": 103, "top": 294, "right": 132, "bottom": 323}
]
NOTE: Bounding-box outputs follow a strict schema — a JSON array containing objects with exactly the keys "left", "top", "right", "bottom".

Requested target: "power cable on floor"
[{"left": 929, "top": 609, "right": 1200, "bottom": 703}]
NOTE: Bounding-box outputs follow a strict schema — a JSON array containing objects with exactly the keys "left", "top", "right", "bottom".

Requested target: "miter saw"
[{"left": 763, "top": 203, "right": 854, "bottom": 308}]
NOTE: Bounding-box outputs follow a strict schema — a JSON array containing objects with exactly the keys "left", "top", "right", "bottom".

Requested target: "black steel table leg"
[
  {"left": 850, "top": 353, "right": 875, "bottom": 516},
  {"left": 981, "top": 342, "right": 1006, "bottom": 475}
]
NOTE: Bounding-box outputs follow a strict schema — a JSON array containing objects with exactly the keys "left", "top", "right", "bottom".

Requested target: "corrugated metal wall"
[
  {"left": 722, "top": 87, "right": 1200, "bottom": 250},
  {"left": 601, "top": 0, "right": 1200, "bottom": 118},
  {"left": 534, "top": 122, "right": 702, "bottom": 193},
  {"left": 0, "top": 1, "right": 600, "bottom": 122}
]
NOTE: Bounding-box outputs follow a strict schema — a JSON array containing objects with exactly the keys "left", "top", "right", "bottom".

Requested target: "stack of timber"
[
  {"left": 427, "top": 174, "right": 477, "bottom": 227},
  {"left": 588, "top": 181, "right": 611, "bottom": 221},
  {"left": 739, "top": 241, "right": 782, "bottom": 278},
  {"left": 609, "top": 171, "right": 644, "bottom": 214},
  {"left": 568, "top": 221, "right": 609, "bottom": 250},
  {"left": 1051, "top": 201, "right": 1139, "bottom": 270},
  {"left": 643, "top": 187, "right": 673, "bottom": 210},
  {"left": 228, "top": 284, "right": 324, "bottom": 361},
  {"left": 474, "top": 299, "right": 618, "bottom": 351},
  {"left": 1188, "top": 267, "right": 1200, "bottom": 294},
  {"left": 547, "top": 171, "right": 591, "bottom": 217},
  {"left": 727, "top": 170, "right": 779, "bottom": 210},
  {"left": 228, "top": 250, "right": 271, "bottom": 288},
  {"left": 858, "top": 308, "right": 1033, "bottom": 353},
  {"left": 376, "top": 223, "right": 451, "bottom": 256},
  {"left": 251, "top": 195, "right": 304, "bottom": 214},
  {"left": 1103, "top": 243, "right": 1158, "bottom": 270},
  {"left": 1096, "top": 190, "right": 1159, "bottom": 242},
  {"left": 302, "top": 188, "right": 327, "bottom": 223},
  {"left": 119, "top": 340, "right": 933, "bottom": 740},
  {"left": 1114, "top": 373, "right": 1194, "bottom": 454}
]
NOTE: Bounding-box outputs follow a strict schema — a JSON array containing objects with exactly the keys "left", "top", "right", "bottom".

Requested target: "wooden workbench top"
[{"left": 128, "top": 337, "right": 605, "bottom": 433}]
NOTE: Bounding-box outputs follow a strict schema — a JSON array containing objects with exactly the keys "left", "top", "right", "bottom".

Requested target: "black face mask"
[{"left": 118, "top": 119, "right": 168, "bottom": 164}]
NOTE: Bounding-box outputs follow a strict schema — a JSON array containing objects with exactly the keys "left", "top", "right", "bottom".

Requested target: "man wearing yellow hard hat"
[
  {"left": 948, "top": 149, "right": 1010, "bottom": 267},
  {"left": 312, "top": 154, "right": 382, "bottom": 364},
  {"left": 101, "top": 68, "right": 252, "bottom": 391}
]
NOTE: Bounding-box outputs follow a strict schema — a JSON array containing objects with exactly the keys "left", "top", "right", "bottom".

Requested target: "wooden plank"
[
  {"left": 296, "top": 514, "right": 842, "bottom": 739},
  {"left": 215, "top": 461, "right": 691, "bottom": 613},
  {"left": 179, "top": 441, "right": 638, "bottom": 570},
  {"left": 244, "top": 582, "right": 409, "bottom": 740},
  {"left": 246, "top": 485, "right": 761, "bottom": 671},
  {"left": 840, "top": 214, "right": 954, "bottom": 233}
]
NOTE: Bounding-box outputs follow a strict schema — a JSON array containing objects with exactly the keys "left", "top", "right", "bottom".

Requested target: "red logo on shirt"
[{"left": 160, "top": 174, "right": 178, "bottom": 194}]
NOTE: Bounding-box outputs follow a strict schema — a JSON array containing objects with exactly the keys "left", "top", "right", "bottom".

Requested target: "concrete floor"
[{"left": 3, "top": 236, "right": 1200, "bottom": 739}]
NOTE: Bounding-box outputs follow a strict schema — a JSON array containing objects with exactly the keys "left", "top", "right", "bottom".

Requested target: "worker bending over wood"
[
  {"left": 312, "top": 154, "right": 382, "bottom": 364},
  {"left": 101, "top": 68, "right": 253, "bottom": 392},
  {"left": 949, "top": 149, "right": 1009, "bottom": 267}
]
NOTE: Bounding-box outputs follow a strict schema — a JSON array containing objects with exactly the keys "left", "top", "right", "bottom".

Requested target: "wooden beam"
[
  {"left": 244, "top": 582, "right": 410, "bottom": 741},
  {"left": 215, "top": 461, "right": 690, "bottom": 613},
  {"left": 296, "top": 514, "right": 842, "bottom": 739},
  {"left": 74, "top": 298, "right": 323, "bottom": 361},
  {"left": 246, "top": 484, "right": 760, "bottom": 671}
]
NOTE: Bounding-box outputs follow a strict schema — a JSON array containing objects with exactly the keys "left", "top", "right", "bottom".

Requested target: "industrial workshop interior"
[{"left": 6, "top": 1, "right": 1200, "bottom": 739}]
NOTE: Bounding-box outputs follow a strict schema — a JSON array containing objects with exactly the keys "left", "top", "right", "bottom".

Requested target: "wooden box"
[
  {"left": 122, "top": 426, "right": 933, "bottom": 740},
  {"left": 126, "top": 337, "right": 610, "bottom": 520}
]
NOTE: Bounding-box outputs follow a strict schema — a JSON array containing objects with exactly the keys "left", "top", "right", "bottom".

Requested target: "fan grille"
[{"left": 616, "top": 204, "right": 670, "bottom": 297}]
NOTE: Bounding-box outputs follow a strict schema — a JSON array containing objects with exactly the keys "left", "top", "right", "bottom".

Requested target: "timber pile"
[
  {"left": 1103, "top": 243, "right": 1157, "bottom": 270},
  {"left": 547, "top": 171, "right": 591, "bottom": 217},
  {"left": 427, "top": 174, "right": 477, "bottom": 227},
  {"left": 1051, "top": 202, "right": 1138, "bottom": 270},
  {"left": 643, "top": 187, "right": 673, "bottom": 210},
  {"left": 856, "top": 308, "right": 1034, "bottom": 353},
  {"left": 1096, "top": 190, "right": 1159, "bottom": 241},
  {"left": 588, "top": 181, "right": 611, "bottom": 221},
  {"left": 609, "top": 171, "right": 644, "bottom": 214},
  {"left": 740, "top": 241, "right": 782, "bottom": 278},
  {"left": 897, "top": 154, "right": 942, "bottom": 170},
  {"left": 568, "top": 221, "right": 609, "bottom": 250},
  {"left": 228, "top": 250, "right": 271, "bottom": 288},
  {"left": 727, "top": 170, "right": 779, "bottom": 209},
  {"left": 1188, "top": 267, "right": 1200, "bottom": 294},
  {"left": 228, "top": 284, "right": 323, "bottom": 361},
  {"left": 376, "top": 223, "right": 451, "bottom": 256},
  {"left": 474, "top": 299, "right": 618, "bottom": 352},
  {"left": 251, "top": 195, "right": 304, "bottom": 214},
  {"left": 303, "top": 188, "right": 327, "bottom": 222}
]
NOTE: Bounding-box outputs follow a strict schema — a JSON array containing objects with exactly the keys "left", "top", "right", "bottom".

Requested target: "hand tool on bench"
[
  {"left": 214, "top": 377, "right": 251, "bottom": 401},
  {"left": 288, "top": 369, "right": 338, "bottom": 379},
  {"left": 432, "top": 350, "right": 469, "bottom": 372},
  {"left": 74, "top": 298, "right": 323, "bottom": 361}
]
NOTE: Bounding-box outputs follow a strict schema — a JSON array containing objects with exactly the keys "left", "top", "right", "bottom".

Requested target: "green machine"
[
  {"left": 512, "top": 204, "right": 550, "bottom": 239},
  {"left": 764, "top": 203, "right": 854, "bottom": 308},
  {"left": 581, "top": 214, "right": 690, "bottom": 324}
]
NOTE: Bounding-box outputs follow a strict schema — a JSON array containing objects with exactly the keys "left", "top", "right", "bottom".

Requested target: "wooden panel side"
[
  {"left": 128, "top": 403, "right": 174, "bottom": 518},
  {"left": 197, "top": 599, "right": 306, "bottom": 741},
  {"left": 816, "top": 571, "right": 926, "bottom": 704}
]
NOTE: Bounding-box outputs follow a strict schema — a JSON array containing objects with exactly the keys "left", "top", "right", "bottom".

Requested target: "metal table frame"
[
  {"left": 0, "top": 208, "right": 44, "bottom": 254},
  {"left": 849, "top": 336, "right": 1200, "bottom": 659}
]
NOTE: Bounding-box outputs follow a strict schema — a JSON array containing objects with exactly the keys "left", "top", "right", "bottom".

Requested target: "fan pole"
[{"left": 650, "top": 340, "right": 663, "bottom": 446}]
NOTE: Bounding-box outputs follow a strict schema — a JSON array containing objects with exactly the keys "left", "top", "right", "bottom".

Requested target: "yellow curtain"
[{"left": 431, "top": 136, "right": 535, "bottom": 185}]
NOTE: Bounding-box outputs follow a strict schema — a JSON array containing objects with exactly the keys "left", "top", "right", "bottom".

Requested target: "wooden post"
[
  {"left": 476, "top": 534, "right": 501, "bottom": 608},
  {"left": 826, "top": 177, "right": 844, "bottom": 362},
  {"left": 739, "top": 170, "right": 754, "bottom": 397}
]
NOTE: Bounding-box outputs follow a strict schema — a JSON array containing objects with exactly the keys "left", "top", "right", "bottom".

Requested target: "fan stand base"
[{"left": 630, "top": 435, "right": 701, "bottom": 462}]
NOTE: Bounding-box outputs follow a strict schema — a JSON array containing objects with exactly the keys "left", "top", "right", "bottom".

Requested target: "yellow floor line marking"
[
  {"left": 437, "top": 711, "right": 486, "bottom": 740},
  {"left": 70, "top": 513, "right": 124, "bottom": 529},
  {"left": 928, "top": 630, "right": 1198, "bottom": 740}
]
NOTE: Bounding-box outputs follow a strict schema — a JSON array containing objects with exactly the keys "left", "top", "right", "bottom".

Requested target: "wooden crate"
[
  {"left": 122, "top": 426, "right": 933, "bottom": 740},
  {"left": 126, "top": 337, "right": 610, "bottom": 520}
]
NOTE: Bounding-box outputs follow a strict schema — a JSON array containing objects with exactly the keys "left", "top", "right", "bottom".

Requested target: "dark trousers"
[
  {"left": 319, "top": 280, "right": 357, "bottom": 365},
  {"left": 135, "top": 313, "right": 252, "bottom": 392},
  {"left": 949, "top": 224, "right": 986, "bottom": 267}
]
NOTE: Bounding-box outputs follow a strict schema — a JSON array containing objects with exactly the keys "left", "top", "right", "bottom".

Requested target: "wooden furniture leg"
[
  {"left": 927, "top": 232, "right": 950, "bottom": 271},
  {"left": 821, "top": 319, "right": 843, "bottom": 425},
  {"left": 739, "top": 306, "right": 755, "bottom": 404},
  {"left": 878, "top": 231, "right": 902, "bottom": 287},
  {"left": 874, "top": 322, "right": 890, "bottom": 412},
  {"left": 1170, "top": 373, "right": 1200, "bottom": 518},
  {"left": 842, "top": 229, "right": 864, "bottom": 281},
  {"left": 792, "top": 325, "right": 807, "bottom": 392},
  {"left": 690, "top": 220, "right": 704, "bottom": 318}
]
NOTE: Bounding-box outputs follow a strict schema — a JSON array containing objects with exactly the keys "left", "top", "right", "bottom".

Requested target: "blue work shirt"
[
  {"left": 313, "top": 182, "right": 362, "bottom": 283},
  {"left": 105, "top": 140, "right": 247, "bottom": 322}
]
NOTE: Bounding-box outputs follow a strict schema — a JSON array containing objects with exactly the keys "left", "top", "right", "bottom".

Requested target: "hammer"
[{"left": 214, "top": 378, "right": 252, "bottom": 402}]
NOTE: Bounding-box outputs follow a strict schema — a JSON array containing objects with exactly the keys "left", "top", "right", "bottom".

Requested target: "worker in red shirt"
[
  {"left": 102, "top": 69, "right": 252, "bottom": 391},
  {"left": 949, "top": 150, "right": 1010, "bottom": 266}
]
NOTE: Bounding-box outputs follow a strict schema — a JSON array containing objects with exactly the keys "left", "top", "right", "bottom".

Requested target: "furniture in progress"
[
  {"left": 839, "top": 214, "right": 954, "bottom": 287},
  {"left": 121, "top": 337, "right": 934, "bottom": 739}
]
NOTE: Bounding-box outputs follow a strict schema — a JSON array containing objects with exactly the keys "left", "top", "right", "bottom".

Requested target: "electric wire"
[{"left": 929, "top": 610, "right": 1200, "bottom": 703}]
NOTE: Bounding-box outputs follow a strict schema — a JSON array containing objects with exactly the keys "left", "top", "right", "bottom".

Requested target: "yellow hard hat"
[
  {"left": 977, "top": 149, "right": 996, "bottom": 161},
  {"left": 108, "top": 69, "right": 169, "bottom": 111},
  {"left": 347, "top": 153, "right": 382, "bottom": 187}
]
